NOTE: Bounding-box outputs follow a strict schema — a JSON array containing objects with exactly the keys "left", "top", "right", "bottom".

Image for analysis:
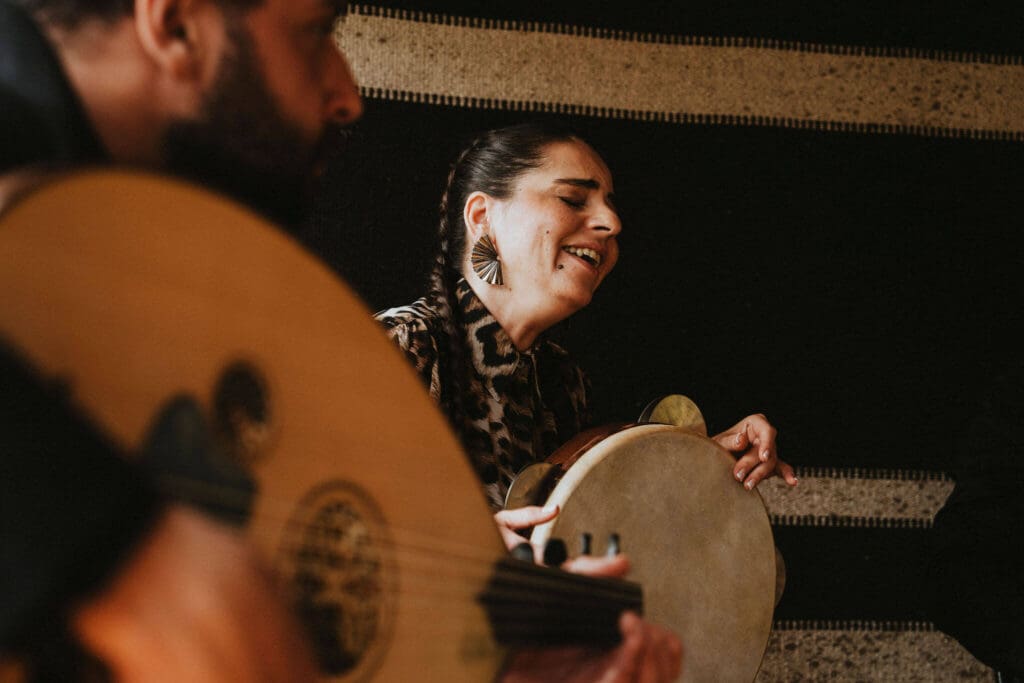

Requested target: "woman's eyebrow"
[{"left": 554, "top": 178, "right": 600, "bottom": 190}]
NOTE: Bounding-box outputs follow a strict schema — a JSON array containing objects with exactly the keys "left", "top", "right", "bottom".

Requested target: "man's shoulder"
[
  {"left": 0, "top": 89, "right": 52, "bottom": 175},
  {"left": 0, "top": 2, "right": 108, "bottom": 173}
]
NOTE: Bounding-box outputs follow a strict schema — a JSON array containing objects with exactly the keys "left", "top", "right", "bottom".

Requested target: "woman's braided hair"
[{"left": 425, "top": 121, "right": 580, "bottom": 450}]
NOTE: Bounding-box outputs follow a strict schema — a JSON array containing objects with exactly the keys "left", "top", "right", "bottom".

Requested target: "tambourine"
[{"left": 505, "top": 396, "right": 782, "bottom": 683}]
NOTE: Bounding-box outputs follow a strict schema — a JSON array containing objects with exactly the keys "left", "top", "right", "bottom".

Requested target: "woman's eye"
[{"left": 559, "top": 197, "right": 585, "bottom": 208}]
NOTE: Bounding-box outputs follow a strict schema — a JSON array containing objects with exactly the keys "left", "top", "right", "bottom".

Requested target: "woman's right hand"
[{"left": 713, "top": 413, "right": 798, "bottom": 490}]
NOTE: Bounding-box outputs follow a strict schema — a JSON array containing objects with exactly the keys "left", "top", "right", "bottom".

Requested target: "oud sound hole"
[
  {"left": 213, "top": 361, "right": 272, "bottom": 467},
  {"left": 278, "top": 482, "right": 395, "bottom": 679}
]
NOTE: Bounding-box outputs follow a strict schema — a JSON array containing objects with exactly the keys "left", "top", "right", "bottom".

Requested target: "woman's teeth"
[{"left": 562, "top": 246, "right": 601, "bottom": 267}]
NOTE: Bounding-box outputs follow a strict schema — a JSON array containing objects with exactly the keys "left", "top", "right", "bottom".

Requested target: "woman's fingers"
[
  {"left": 494, "top": 505, "right": 559, "bottom": 550},
  {"left": 716, "top": 414, "right": 797, "bottom": 490}
]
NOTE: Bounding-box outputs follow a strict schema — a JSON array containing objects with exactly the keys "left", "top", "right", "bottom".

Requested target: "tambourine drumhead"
[{"left": 530, "top": 423, "right": 775, "bottom": 683}]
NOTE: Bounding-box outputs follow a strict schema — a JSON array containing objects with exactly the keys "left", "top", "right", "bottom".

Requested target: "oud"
[{"left": 0, "top": 172, "right": 642, "bottom": 682}]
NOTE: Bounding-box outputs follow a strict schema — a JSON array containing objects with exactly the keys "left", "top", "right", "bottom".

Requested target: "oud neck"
[{"left": 478, "top": 557, "right": 643, "bottom": 647}]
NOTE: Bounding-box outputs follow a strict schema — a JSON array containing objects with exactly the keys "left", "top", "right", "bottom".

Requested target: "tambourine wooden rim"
[{"left": 530, "top": 423, "right": 776, "bottom": 683}]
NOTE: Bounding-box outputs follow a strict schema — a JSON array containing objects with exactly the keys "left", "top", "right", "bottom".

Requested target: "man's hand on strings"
[
  {"left": 493, "top": 505, "right": 682, "bottom": 680},
  {"left": 501, "top": 611, "right": 683, "bottom": 683}
]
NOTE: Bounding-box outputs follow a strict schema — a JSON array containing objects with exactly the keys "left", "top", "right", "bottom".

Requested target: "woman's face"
[{"left": 480, "top": 140, "right": 621, "bottom": 321}]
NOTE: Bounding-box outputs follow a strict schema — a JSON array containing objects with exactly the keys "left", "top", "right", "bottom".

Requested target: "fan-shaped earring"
[{"left": 471, "top": 234, "right": 503, "bottom": 285}]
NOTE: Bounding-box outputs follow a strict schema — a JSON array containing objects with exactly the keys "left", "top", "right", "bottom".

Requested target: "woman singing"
[{"left": 376, "top": 121, "right": 798, "bottom": 510}]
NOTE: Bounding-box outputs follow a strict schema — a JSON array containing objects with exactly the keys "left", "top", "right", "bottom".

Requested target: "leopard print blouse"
[{"left": 375, "top": 279, "right": 591, "bottom": 509}]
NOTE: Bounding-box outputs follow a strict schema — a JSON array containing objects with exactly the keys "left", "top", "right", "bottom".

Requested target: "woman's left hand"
[
  {"left": 494, "top": 504, "right": 560, "bottom": 552},
  {"left": 713, "top": 413, "right": 798, "bottom": 491},
  {"left": 494, "top": 505, "right": 632, "bottom": 575}
]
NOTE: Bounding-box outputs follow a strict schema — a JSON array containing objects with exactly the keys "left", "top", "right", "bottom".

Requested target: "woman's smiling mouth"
[{"left": 562, "top": 245, "right": 602, "bottom": 267}]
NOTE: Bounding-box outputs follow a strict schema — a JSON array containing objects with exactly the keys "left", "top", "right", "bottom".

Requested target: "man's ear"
[
  {"left": 463, "top": 191, "right": 491, "bottom": 241},
  {"left": 134, "top": 0, "right": 203, "bottom": 79}
]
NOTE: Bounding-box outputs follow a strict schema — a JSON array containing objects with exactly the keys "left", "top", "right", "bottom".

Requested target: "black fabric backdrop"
[{"left": 302, "top": 0, "right": 1023, "bottom": 673}]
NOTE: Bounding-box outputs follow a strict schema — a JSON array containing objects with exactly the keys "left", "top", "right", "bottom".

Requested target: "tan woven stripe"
[
  {"left": 758, "top": 475, "right": 953, "bottom": 524},
  {"left": 336, "top": 11, "right": 1024, "bottom": 138},
  {"left": 759, "top": 627, "right": 992, "bottom": 681},
  {"left": 348, "top": 5, "right": 1024, "bottom": 65}
]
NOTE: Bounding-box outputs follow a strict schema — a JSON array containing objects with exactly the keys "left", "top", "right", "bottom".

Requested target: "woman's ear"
[
  {"left": 463, "top": 191, "right": 491, "bottom": 241},
  {"left": 134, "top": 0, "right": 204, "bottom": 80}
]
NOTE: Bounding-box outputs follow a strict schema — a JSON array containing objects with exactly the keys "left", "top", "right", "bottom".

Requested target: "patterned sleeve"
[{"left": 374, "top": 312, "right": 443, "bottom": 402}]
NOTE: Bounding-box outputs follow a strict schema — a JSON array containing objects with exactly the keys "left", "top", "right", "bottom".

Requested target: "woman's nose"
[{"left": 592, "top": 204, "right": 622, "bottom": 236}]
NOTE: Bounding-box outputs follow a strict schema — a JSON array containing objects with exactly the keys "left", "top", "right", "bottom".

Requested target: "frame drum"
[{"left": 529, "top": 423, "right": 775, "bottom": 683}]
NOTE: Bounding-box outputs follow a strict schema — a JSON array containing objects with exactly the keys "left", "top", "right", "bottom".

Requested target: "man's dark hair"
[{"left": 17, "top": 0, "right": 263, "bottom": 30}]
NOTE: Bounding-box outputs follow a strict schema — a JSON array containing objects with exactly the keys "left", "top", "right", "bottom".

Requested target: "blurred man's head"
[{"left": 22, "top": 0, "right": 362, "bottom": 225}]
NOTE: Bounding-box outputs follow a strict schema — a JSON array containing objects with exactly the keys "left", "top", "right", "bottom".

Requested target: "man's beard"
[{"left": 161, "top": 19, "right": 320, "bottom": 230}]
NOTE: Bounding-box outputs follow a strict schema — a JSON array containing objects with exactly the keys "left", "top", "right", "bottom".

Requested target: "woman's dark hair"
[
  {"left": 426, "top": 121, "right": 586, "bottom": 452},
  {"left": 432, "top": 120, "right": 580, "bottom": 288}
]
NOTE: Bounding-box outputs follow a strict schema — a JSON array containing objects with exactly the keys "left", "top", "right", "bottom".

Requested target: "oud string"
[
  {"left": 152, "top": 472, "right": 643, "bottom": 606},
  {"left": 156, "top": 471, "right": 627, "bottom": 564}
]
